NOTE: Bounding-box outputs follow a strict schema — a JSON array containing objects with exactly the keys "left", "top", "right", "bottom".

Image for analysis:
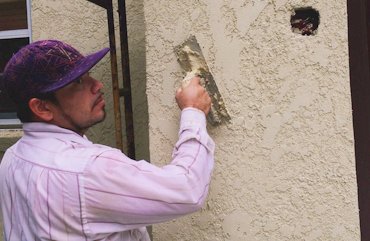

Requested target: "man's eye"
[{"left": 74, "top": 78, "right": 82, "bottom": 84}]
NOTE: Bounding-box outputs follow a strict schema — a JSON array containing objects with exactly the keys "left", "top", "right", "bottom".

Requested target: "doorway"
[{"left": 348, "top": 0, "right": 370, "bottom": 239}]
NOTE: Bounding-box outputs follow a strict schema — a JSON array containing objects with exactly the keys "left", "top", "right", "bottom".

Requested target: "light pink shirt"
[{"left": 0, "top": 108, "right": 215, "bottom": 241}]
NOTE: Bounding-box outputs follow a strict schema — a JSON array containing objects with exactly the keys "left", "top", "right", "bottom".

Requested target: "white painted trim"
[
  {"left": 0, "top": 119, "right": 21, "bottom": 126},
  {"left": 0, "top": 29, "right": 29, "bottom": 39}
]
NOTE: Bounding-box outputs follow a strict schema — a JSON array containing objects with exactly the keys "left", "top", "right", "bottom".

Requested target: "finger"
[
  {"left": 189, "top": 76, "right": 201, "bottom": 85},
  {"left": 201, "top": 87, "right": 209, "bottom": 98},
  {"left": 175, "top": 88, "right": 182, "bottom": 102}
]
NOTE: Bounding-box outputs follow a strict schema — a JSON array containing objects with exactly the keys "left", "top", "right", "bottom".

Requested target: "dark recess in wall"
[{"left": 291, "top": 7, "right": 320, "bottom": 36}]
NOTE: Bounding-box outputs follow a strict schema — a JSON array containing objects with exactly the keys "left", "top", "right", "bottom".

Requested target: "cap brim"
[{"left": 41, "top": 47, "right": 110, "bottom": 93}]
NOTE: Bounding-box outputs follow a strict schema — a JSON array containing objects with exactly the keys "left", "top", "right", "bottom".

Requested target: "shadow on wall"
[
  {"left": 127, "top": 0, "right": 150, "bottom": 162},
  {"left": 126, "top": 0, "right": 152, "bottom": 237}
]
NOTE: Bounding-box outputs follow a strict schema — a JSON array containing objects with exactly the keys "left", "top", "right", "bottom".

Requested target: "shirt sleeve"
[{"left": 80, "top": 107, "right": 215, "bottom": 234}]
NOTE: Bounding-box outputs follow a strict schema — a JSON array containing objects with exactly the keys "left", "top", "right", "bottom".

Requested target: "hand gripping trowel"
[{"left": 174, "top": 35, "right": 230, "bottom": 126}]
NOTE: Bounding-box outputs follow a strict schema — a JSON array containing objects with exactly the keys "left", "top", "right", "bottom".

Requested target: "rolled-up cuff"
[{"left": 180, "top": 107, "right": 207, "bottom": 130}]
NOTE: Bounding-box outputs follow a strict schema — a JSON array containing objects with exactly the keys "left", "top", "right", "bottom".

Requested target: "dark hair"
[{"left": 16, "top": 92, "right": 58, "bottom": 123}]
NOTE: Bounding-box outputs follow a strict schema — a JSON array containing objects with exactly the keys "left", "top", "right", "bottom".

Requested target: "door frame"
[{"left": 348, "top": 0, "right": 370, "bottom": 239}]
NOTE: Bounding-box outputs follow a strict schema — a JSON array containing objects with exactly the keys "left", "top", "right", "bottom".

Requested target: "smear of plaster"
[{"left": 229, "top": 0, "right": 269, "bottom": 35}]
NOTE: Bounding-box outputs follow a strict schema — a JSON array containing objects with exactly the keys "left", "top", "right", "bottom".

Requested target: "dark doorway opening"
[{"left": 348, "top": 0, "right": 370, "bottom": 240}]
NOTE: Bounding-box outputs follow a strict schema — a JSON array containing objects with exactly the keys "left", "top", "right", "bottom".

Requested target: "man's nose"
[{"left": 91, "top": 78, "right": 104, "bottom": 94}]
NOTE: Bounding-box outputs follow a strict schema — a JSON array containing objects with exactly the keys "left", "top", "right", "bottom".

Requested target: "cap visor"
[{"left": 41, "top": 47, "right": 110, "bottom": 93}]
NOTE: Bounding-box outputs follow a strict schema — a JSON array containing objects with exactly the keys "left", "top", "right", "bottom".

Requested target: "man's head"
[{"left": 1, "top": 40, "right": 110, "bottom": 134}]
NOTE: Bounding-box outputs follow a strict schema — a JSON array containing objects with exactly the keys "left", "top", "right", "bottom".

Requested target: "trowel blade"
[{"left": 175, "top": 35, "right": 230, "bottom": 126}]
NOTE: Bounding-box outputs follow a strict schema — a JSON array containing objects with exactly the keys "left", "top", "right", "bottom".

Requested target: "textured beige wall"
[{"left": 143, "top": 0, "right": 361, "bottom": 240}]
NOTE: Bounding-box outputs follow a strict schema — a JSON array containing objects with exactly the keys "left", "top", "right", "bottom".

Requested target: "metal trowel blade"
[{"left": 174, "top": 35, "right": 231, "bottom": 126}]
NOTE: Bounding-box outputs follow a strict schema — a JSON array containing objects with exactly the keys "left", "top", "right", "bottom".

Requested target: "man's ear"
[{"left": 28, "top": 98, "right": 54, "bottom": 121}]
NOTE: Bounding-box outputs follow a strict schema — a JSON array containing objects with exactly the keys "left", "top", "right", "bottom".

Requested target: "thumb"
[{"left": 176, "top": 88, "right": 182, "bottom": 95}]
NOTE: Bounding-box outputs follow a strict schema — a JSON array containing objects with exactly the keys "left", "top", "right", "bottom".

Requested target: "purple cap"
[{"left": 2, "top": 40, "right": 109, "bottom": 102}]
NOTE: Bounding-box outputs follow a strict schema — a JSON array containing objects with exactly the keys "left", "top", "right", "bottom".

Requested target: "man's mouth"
[{"left": 94, "top": 94, "right": 105, "bottom": 107}]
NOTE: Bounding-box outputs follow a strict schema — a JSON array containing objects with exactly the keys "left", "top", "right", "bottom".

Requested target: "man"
[{"left": 0, "top": 40, "right": 214, "bottom": 240}]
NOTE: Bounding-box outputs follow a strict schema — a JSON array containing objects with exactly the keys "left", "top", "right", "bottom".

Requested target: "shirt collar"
[{"left": 22, "top": 122, "right": 92, "bottom": 145}]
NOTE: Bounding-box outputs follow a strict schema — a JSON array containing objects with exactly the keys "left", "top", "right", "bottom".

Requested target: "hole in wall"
[{"left": 291, "top": 7, "right": 320, "bottom": 36}]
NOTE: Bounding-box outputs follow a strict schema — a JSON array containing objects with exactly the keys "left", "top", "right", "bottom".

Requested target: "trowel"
[{"left": 174, "top": 35, "right": 230, "bottom": 126}]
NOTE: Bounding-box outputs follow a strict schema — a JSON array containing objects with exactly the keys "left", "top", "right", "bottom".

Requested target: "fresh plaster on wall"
[{"left": 143, "top": 0, "right": 360, "bottom": 240}]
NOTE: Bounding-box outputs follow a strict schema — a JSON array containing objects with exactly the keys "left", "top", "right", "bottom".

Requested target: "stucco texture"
[{"left": 143, "top": 0, "right": 360, "bottom": 240}]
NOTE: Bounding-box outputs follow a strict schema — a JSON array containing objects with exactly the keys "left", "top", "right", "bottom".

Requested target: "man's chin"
[{"left": 96, "top": 110, "right": 106, "bottom": 124}]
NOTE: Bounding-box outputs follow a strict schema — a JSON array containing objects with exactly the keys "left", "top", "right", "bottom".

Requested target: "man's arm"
[{"left": 81, "top": 77, "right": 215, "bottom": 232}]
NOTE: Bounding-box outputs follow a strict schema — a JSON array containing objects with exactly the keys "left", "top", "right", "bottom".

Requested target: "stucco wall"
[{"left": 143, "top": 0, "right": 360, "bottom": 240}]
